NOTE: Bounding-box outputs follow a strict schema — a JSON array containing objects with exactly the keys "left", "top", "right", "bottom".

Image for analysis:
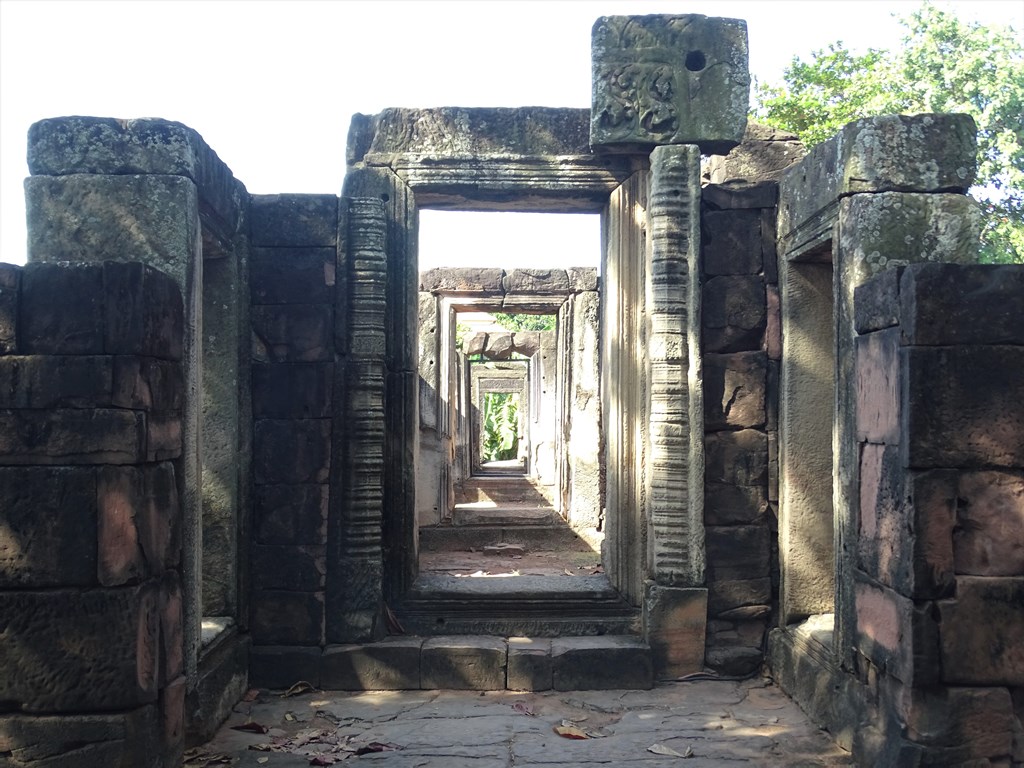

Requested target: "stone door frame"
[{"left": 342, "top": 108, "right": 651, "bottom": 612}]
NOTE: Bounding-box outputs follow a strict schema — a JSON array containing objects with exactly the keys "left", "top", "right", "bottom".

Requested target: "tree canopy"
[{"left": 755, "top": 3, "right": 1024, "bottom": 263}]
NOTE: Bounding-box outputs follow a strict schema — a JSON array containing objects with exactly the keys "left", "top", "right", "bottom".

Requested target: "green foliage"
[
  {"left": 492, "top": 313, "right": 556, "bottom": 332},
  {"left": 481, "top": 392, "right": 519, "bottom": 463},
  {"left": 755, "top": 3, "right": 1024, "bottom": 263}
]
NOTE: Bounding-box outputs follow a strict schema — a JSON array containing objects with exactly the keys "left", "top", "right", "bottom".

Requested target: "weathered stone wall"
[
  {"left": 850, "top": 263, "right": 1024, "bottom": 765},
  {"left": 249, "top": 194, "right": 338, "bottom": 678},
  {"left": 699, "top": 181, "right": 779, "bottom": 676},
  {"left": 0, "top": 261, "right": 186, "bottom": 767}
]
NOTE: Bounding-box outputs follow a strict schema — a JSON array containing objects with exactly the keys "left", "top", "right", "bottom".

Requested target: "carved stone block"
[{"left": 591, "top": 14, "right": 749, "bottom": 154}]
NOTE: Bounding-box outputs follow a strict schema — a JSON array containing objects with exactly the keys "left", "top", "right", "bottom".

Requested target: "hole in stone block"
[{"left": 685, "top": 51, "right": 706, "bottom": 71}]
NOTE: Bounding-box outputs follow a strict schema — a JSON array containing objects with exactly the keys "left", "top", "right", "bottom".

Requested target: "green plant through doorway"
[{"left": 482, "top": 392, "right": 520, "bottom": 463}]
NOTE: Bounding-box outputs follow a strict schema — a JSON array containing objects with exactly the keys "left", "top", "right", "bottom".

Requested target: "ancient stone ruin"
[{"left": 1, "top": 13, "right": 1021, "bottom": 767}]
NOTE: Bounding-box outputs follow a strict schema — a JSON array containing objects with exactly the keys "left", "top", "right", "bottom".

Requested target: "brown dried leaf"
[
  {"left": 282, "top": 681, "right": 315, "bottom": 698},
  {"left": 553, "top": 723, "right": 590, "bottom": 739},
  {"left": 647, "top": 742, "right": 694, "bottom": 757},
  {"left": 242, "top": 688, "right": 261, "bottom": 702},
  {"left": 512, "top": 701, "right": 536, "bottom": 716},
  {"left": 231, "top": 721, "right": 269, "bottom": 734},
  {"left": 354, "top": 741, "right": 400, "bottom": 755}
]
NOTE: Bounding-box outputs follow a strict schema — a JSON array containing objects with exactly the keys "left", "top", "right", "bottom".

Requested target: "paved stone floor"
[{"left": 191, "top": 677, "right": 851, "bottom": 766}]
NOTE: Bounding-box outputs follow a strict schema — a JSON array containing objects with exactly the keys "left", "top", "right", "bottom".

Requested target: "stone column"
[{"left": 327, "top": 197, "right": 388, "bottom": 643}]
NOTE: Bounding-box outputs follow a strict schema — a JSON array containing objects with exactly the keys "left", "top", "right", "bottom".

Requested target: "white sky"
[{"left": 1, "top": 0, "right": 1019, "bottom": 270}]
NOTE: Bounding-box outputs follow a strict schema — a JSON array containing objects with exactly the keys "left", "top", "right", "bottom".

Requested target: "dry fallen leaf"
[
  {"left": 284, "top": 712, "right": 296, "bottom": 722},
  {"left": 353, "top": 741, "right": 400, "bottom": 755},
  {"left": 563, "top": 568, "right": 575, "bottom": 576},
  {"left": 257, "top": 759, "right": 269, "bottom": 765},
  {"left": 512, "top": 701, "right": 536, "bottom": 716},
  {"left": 648, "top": 743, "right": 694, "bottom": 758},
  {"left": 231, "top": 721, "right": 269, "bottom": 734},
  {"left": 554, "top": 723, "right": 590, "bottom": 739},
  {"left": 243, "top": 688, "right": 261, "bottom": 702},
  {"left": 281, "top": 680, "right": 315, "bottom": 698}
]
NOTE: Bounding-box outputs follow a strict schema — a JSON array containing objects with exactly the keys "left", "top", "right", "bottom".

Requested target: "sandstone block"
[
  {"left": 25, "top": 175, "right": 200, "bottom": 289},
  {"left": 701, "top": 180, "right": 779, "bottom": 211},
  {"left": 112, "top": 357, "right": 183, "bottom": 412},
  {"left": 103, "top": 262, "right": 184, "bottom": 360},
  {"left": 705, "top": 525, "right": 770, "bottom": 582},
  {"left": 901, "top": 685, "right": 1015, "bottom": 762},
  {"left": 250, "top": 590, "right": 323, "bottom": 646},
  {"left": 160, "top": 572, "right": 183, "bottom": 684},
  {"left": 703, "top": 351, "right": 766, "bottom": 430},
  {"left": 251, "top": 246, "right": 336, "bottom": 305},
  {"left": 855, "top": 328, "right": 900, "bottom": 444},
  {"left": 251, "top": 304, "right": 332, "bottom": 362},
  {"left": 567, "top": 267, "right": 599, "bottom": 292},
  {"left": 838, "top": 193, "right": 981, "bottom": 282},
  {"left": 0, "top": 408, "right": 145, "bottom": 465},
  {"left": 703, "top": 275, "right": 766, "bottom": 352},
  {"left": 0, "top": 466, "right": 97, "bottom": 587},
  {"left": 97, "top": 463, "right": 180, "bottom": 586},
  {"left": 591, "top": 14, "right": 748, "bottom": 154},
  {"left": 254, "top": 484, "right": 327, "bottom": 545},
  {"left": 507, "top": 637, "right": 552, "bottom": 691},
  {"left": 706, "top": 646, "right": 764, "bottom": 677},
  {"left": 485, "top": 333, "right": 514, "bottom": 359},
  {"left": 703, "top": 209, "right": 761, "bottom": 275},
  {"left": 419, "top": 267, "right": 505, "bottom": 294},
  {"left": 955, "top": 471, "right": 1024, "bottom": 576},
  {"left": 251, "top": 545, "right": 325, "bottom": 591},
  {"left": 0, "top": 586, "right": 160, "bottom": 712},
  {"left": 708, "top": 577, "right": 772, "bottom": 617},
  {"left": 900, "top": 263, "right": 1024, "bottom": 346},
  {"left": 854, "top": 578, "right": 939, "bottom": 687},
  {"left": 159, "top": 677, "right": 186, "bottom": 768},
  {"left": 0, "top": 262, "right": 20, "bottom": 354},
  {"left": 705, "top": 429, "right": 768, "bottom": 486},
  {"left": 703, "top": 122, "right": 805, "bottom": 184},
  {"left": 551, "top": 636, "right": 652, "bottom": 690},
  {"left": 645, "top": 586, "right": 707, "bottom": 679},
  {"left": 503, "top": 268, "right": 570, "bottom": 294},
  {"left": 939, "top": 576, "right": 1024, "bottom": 685},
  {"left": 322, "top": 637, "right": 423, "bottom": 690},
  {"left": 146, "top": 411, "right": 182, "bottom": 461},
  {"left": 253, "top": 419, "right": 331, "bottom": 484},
  {"left": 764, "top": 285, "right": 781, "bottom": 360},
  {"left": 250, "top": 194, "right": 338, "bottom": 247},
  {"left": 0, "top": 712, "right": 137, "bottom": 767},
  {"left": 904, "top": 346, "right": 1024, "bottom": 469},
  {"left": 19, "top": 262, "right": 105, "bottom": 354},
  {"left": 859, "top": 458, "right": 956, "bottom": 600},
  {"left": 421, "top": 636, "right": 507, "bottom": 690},
  {"left": 779, "top": 114, "right": 977, "bottom": 244},
  {"left": 853, "top": 267, "right": 903, "bottom": 334},
  {"left": 250, "top": 646, "right": 322, "bottom": 689},
  {"left": 252, "top": 362, "right": 332, "bottom": 418},
  {"left": 0, "top": 356, "right": 113, "bottom": 410}
]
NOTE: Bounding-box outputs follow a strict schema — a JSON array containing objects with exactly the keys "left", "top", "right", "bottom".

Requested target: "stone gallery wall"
[
  {"left": 249, "top": 194, "right": 339, "bottom": 683},
  {"left": 699, "top": 182, "right": 779, "bottom": 676},
  {"left": 0, "top": 261, "right": 186, "bottom": 767},
  {"left": 852, "top": 263, "right": 1024, "bottom": 765}
]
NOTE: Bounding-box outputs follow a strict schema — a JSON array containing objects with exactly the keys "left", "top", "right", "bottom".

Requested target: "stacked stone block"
[
  {"left": 0, "top": 261, "right": 186, "bottom": 767},
  {"left": 700, "top": 182, "right": 778, "bottom": 676},
  {"left": 852, "top": 263, "right": 1024, "bottom": 765},
  {"left": 249, "top": 194, "right": 338, "bottom": 683}
]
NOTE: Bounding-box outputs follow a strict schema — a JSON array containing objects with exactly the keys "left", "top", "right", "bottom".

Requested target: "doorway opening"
[{"left": 415, "top": 212, "right": 605, "bottom": 588}]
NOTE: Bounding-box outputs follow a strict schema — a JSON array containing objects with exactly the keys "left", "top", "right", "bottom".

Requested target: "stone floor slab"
[{"left": 192, "top": 678, "right": 850, "bottom": 766}]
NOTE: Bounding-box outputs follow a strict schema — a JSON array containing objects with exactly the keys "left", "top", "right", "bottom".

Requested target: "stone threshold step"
[
  {"left": 394, "top": 574, "right": 638, "bottom": 636},
  {"left": 452, "top": 505, "right": 557, "bottom": 526},
  {"left": 250, "top": 635, "right": 653, "bottom": 693},
  {"left": 420, "top": 524, "right": 586, "bottom": 551}
]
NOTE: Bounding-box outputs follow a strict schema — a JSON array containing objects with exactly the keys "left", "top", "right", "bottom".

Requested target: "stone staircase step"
[
  {"left": 252, "top": 634, "right": 653, "bottom": 692},
  {"left": 419, "top": 524, "right": 586, "bottom": 551},
  {"left": 456, "top": 477, "right": 556, "bottom": 506},
  {"left": 451, "top": 503, "right": 557, "bottom": 526}
]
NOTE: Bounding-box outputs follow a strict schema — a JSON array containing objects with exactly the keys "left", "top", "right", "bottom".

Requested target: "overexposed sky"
[{"left": 1, "top": 0, "right": 1019, "bottom": 270}]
